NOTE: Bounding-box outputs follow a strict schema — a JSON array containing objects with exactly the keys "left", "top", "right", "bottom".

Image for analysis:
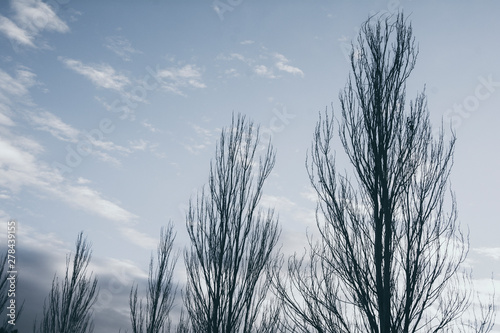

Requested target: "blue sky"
[{"left": 0, "top": 0, "right": 499, "bottom": 331}]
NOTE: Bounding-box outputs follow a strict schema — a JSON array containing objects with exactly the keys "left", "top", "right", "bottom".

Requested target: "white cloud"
[
  {"left": 300, "top": 186, "right": 318, "bottom": 203},
  {"left": 0, "top": 0, "right": 69, "bottom": 49},
  {"left": 59, "top": 57, "right": 130, "bottom": 91},
  {"left": 0, "top": 133, "right": 137, "bottom": 222},
  {"left": 474, "top": 247, "right": 500, "bottom": 260},
  {"left": 182, "top": 122, "right": 217, "bottom": 154},
  {"left": 0, "top": 136, "right": 49, "bottom": 192},
  {"left": 240, "top": 40, "right": 255, "bottom": 45},
  {"left": 0, "top": 15, "right": 35, "bottom": 47},
  {"left": 104, "top": 35, "right": 141, "bottom": 62},
  {"left": 253, "top": 65, "right": 276, "bottom": 79},
  {"left": 0, "top": 67, "right": 37, "bottom": 104},
  {"left": 261, "top": 194, "right": 296, "bottom": 211},
  {"left": 77, "top": 177, "right": 91, "bottom": 184},
  {"left": 55, "top": 185, "right": 137, "bottom": 222},
  {"left": 0, "top": 101, "right": 14, "bottom": 125},
  {"left": 119, "top": 226, "right": 158, "bottom": 249},
  {"left": 274, "top": 53, "right": 304, "bottom": 77},
  {"left": 157, "top": 64, "right": 206, "bottom": 96},
  {"left": 27, "top": 110, "right": 80, "bottom": 142},
  {"left": 217, "top": 52, "right": 252, "bottom": 65},
  {"left": 128, "top": 139, "right": 149, "bottom": 151},
  {"left": 92, "top": 257, "right": 147, "bottom": 283},
  {"left": 218, "top": 49, "right": 304, "bottom": 79},
  {"left": 25, "top": 110, "right": 138, "bottom": 165},
  {"left": 12, "top": 0, "right": 69, "bottom": 34},
  {"left": 0, "top": 67, "right": 134, "bottom": 169},
  {"left": 141, "top": 119, "right": 160, "bottom": 133},
  {"left": 228, "top": 53, "right": 247, "bottom": 62},
  {"left": 224, "top": 68, "right": 239, "bottom": 78}
]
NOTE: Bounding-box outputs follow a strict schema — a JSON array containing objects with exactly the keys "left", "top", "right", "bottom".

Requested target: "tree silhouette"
[
  {"left": 129, "top": 224, "right": 178, "bottom": 333},
  {"left": 34, "top": 232, "right": 98, "bottom": 333},
  {"left": 183, "top": 114, "right": 281, "bottom": 333},
  {"left": 273, "top": 13, "right": 495, "bottom": 333}
]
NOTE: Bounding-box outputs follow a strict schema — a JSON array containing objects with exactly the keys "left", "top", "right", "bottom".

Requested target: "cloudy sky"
[{"left": 0, "top": 0, "right": 499, "bottom": 331}]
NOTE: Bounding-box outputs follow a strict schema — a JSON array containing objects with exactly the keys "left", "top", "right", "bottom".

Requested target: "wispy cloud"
[
  {"left": 240, "top": 40, "right": 255, "bottom": 45},
  {"left": 128, "top": 139, "right": 149, "bottom": 151},
  {"left": 141, "top": 119, "right": 160, "bottom": 133},
  {"left": 224, "top": 68, "right": 239, "bottom": 78},
  {"left": 56, "top": 184, "right": 137, "bottom": 222},
  {"left": 274, "top": 53, "right": 304, "bottom": 77},
  {"left": 217, "top": 52, "right": 252, "bottom": 65},
  {"left": 28, "top": 110, "right": 80, "bottom": 142},
  {"left": 0, "top": 15, "right": 35, "bottom": 47},
  {"left": 182, "top": 122, "right": 217, "bottom": 154},
  {"left": 59, "top": 57, "right": 131, "bottom": 91},
  {"left": 253, "top": 64, "right": 276, "bottom": 79},
  {"left": 474, "top": 247, "right": 500, "bottom": 260},
  {"left": 217, "top": 47, "right": 304, "bottom": 79},
  {"left": 0, "top": 67, "right": 38, "bottom": 136},
  {"left": 12, "top": 0, "right": 69, "bottom": 33},
  {"left": 25, "top": 110, "right": 136, "bottom": 166},
  {"left": 0, "top": 132, "right": 137, "bottom": 222},
  {"left": 0, "top": 67, "right": 37, "bottom": 104},
  {"left": 119, "top": 226, "right": 158, "bottom": 249},
  {"left": 0, "top": 0, "right": 69, "bottom": 49},
  {"left": 157, "top": 64, "right": 206, "bottom": 96},
  {"left": 104, "top": 35, "right": 142, "bottom": 62}
]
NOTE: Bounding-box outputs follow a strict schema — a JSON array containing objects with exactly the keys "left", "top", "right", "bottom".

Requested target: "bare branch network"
[
  {"left": 272, "top": 13, "right": 495, "bottom": 333},
  {"left": 5, "top": 12, "right": 495, "bottom": 333}
]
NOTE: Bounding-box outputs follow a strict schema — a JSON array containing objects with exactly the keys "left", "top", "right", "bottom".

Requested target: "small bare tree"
[
  {"left": 129, "top": 224, "right": 178, "bottom": 333},
  {"left": 183, "top": 114, "right": 281, "bottom": 333},
  {"left": 274, "top": 13, "right": 494, "bottom": 333},
  {"left": 34, "top": 232, "right": 98, "bottom": 333}
]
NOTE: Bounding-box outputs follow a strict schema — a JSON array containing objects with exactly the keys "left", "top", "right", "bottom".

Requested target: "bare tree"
[
  {"left": 274, "top": 13, "right": 494, "bottom": 333},
  {"left": 183, "top": 114, "right": 281, "bottom": 333},
  {"left": 34, "top": 232, "right": 98, "bottom": 333},
  {"left": 129, "top": 224, "right": 178, "bottom": 333}
]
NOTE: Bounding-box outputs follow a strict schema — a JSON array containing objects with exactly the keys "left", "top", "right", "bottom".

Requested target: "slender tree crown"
[
  {"left": 34, "top": 232, "right": 99, "bottom": 333},
  {"left": 129, "top": 224, "right": 178, "bottom": 333},
  {"left": 274, "top": 13, "right": 494, "bottom": 333},
  {"left": 184, "top": 114, "right": 280, "bottom": 333}
]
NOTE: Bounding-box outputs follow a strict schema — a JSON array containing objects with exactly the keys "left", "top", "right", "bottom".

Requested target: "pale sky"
[{"left": 0, "top": 0, "right": 499, "bottom": 331}]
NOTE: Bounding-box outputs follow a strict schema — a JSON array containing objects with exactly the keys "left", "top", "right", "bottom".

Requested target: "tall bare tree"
[
  {"left": 274, "top": 13, "right": 494, "bottom": 333},
  {"left": 34, "top": 232, "right": 98, "bottom": 333},
  {"left": 183, "top": 114, "right": 281, "bottom": 333},
  {"left": 129, "top": 224, "right": 178, "bottom": 333}
]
